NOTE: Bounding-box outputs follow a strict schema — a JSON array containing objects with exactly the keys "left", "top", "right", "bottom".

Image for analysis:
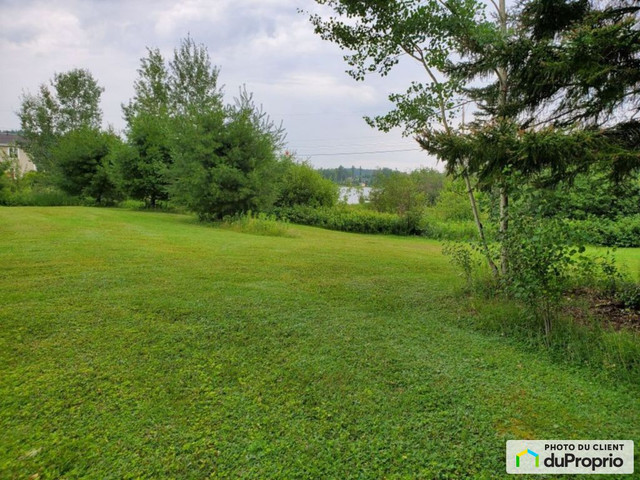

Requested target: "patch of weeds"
[
  {"left": 617, "top": 281, "right": 640, "bottom": 311},
  {"left": 444, "top": 215, "right": 640, "bottom": 382},
  {"left": 220, "top": 211, "right": 296, "bottom": 237}
]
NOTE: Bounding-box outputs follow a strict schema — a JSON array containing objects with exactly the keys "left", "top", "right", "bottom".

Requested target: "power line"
[{"left": 297, "top": 148, "right": 422, "bottom": 157}]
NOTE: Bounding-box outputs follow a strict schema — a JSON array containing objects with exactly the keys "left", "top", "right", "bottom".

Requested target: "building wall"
[{"left": 0, "top": 145, "right": 37, "bottom": 176}]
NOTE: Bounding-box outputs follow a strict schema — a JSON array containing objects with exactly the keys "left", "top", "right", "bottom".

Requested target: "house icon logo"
[{"left": 516, "top": 449, "right": 539, "bottom": 468}]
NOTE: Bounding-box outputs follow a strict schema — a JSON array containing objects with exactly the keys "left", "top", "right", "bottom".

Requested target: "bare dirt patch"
[{"left": 565, "top": 288, "right": 640, "bottom": 331}]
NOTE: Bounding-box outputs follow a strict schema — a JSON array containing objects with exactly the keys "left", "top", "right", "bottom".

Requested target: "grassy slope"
[{"left": 0, "top": 207, "right": 638, "bottom": 479}]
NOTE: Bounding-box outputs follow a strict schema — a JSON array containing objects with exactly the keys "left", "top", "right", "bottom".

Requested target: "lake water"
[{"left": 339, "top": 186, "right": 372, "bottom": 204}]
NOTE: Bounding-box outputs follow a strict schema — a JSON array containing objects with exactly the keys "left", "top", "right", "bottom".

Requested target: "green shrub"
[
  {"left": 276, "top": 159, "right": 338, "bottom": 208},
  {"left": 424, "top": 219, "right": 486, "bottom": 241},
  {"left": 275, "top": 205, "right": 412, "bottom": 235},
  {"left": 0, "top": 187, "right": 83, "bottom": 206},
  {"left": 274, "top": 205, "right": 489, "bottom": 241},
  {"left": 568, "top": 216, "right": 640, "bottom": 247},
  {"left": 52, "top": 127, "right": 124, "bottom": 205},
  {"left": 616, "top": 282, "right": 640, "bottom": 310}
]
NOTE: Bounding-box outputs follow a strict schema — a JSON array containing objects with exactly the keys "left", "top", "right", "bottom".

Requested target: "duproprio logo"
[
  {"left": 516, "top": 449, "right": 539, "bottom": 468},
  {"left": 507, "top": 440, "right": 634, "bottom": 474}
]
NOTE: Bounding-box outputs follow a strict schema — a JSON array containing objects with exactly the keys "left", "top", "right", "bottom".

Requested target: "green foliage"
[
  {"left": 426, "top": 219, "right": 485, "bottom": 241},
  {"left": 18, "top": 69, "right": 104, "bottom": 172},
  {"left": 370, "top": 172, "right": 421, "bottom": 215},
  {"left": 517, "top": 170, "right": 640, "bottom": 220},
  {"left": 568, "top": 215, "right": 640, "bottom": 248},
  {"left": 275, "top": 204, "right": 485, "bottom": 241},
  {"left": 442, "top": 242, "right": 478, "bottom": 291},
  {"left": 0, "top": 160, "right": 10, "bottom": 201},
  {"left": 53, "top": 69, "right": 104, "bottom": 133},
  {"left": 170, "top": 91, "right": 282, "bottom": 221},
  {"left": 275, "top": 205, "right": 414, "bottom": 235},
  {"left": 168, "top": 36, "right": 223, "bottom": 117},
  {"left": 276, "top": 159, "right": 338, "bottom": 208},
  {"left": 118, "top": 113, "right": 172, "bottom": 207},
  {"left": 429, "top": 177, "right": 477, "bottom": 221},
  {"left": 617, "top": 282, "right": 640, "bottom": 311},
  {"left": 1, "top": 188, "right": 83, "bottom": 207},
  {"left": 501, "top": 216, "right": 586, "bottom": 336},
  {"left": 369, "top": 168, "right": 445, "bottom": 233},
  {"left": 122, "top": 47, "right": 170, "bottom": 122},
  {"left": 0, "top": 169, "right": 82, "bottom": 206},
  {"left": 308, "top": 0, "right": 491, "bottom": 135},
  {"left": 509, "top": 0, "right": 640, "bottom": 126},
  {"left": 119, "top": 48, "right": 174, "bottom": 208},
  {"left": 121, "top": 38, "right": 283, "bottom": 220},
  {"left": 51, "top": 127, "right": 123, "bottom": 204},
  {"left": 220, "top": 212, "right": 295, "bottom": 237}
]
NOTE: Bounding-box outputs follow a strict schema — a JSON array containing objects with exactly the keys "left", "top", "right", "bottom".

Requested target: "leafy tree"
[
  {"left": 410, "top": 168, "right": 445, "bottom": 206},
  {"left": 168, "top": 36, "right": 223, "bottom": 117},
  {"left": 370, "top": 172, "right": 425, "bottom": 216},
  {"left": 307, "top": 0, "right": 502, "bottom": 274},
  {"left": 122, "top": 48, "right": 170, "bottom": 122},
  {"left": 121, "top": 48, "right": 173, "bottom": 207},
  {"left": 119, "top": 39, "right": 226, "bottom": 208},
  {"left": 515, "top": 169, "right": 640, "bottom": 220},
  {"left": 18, "top": 69, "right": 104, "bottom": 172},
  {"left": 369, "top": 168, "right": 444, "bottom": 233},
  {"left": 276, "top": 159, "right": 338, "bottom": 208},
  {"left": 52, "top": 127, "right": 122, "bottom": 204},
  {"left": 53, "top": 69, "right": 103, "bottom": 133},
  {"left": 119, "top": 114, "right": 172, "bottom": 207},
  {"left": 17, "top": 85, "right": 58, "bottom": 172}
]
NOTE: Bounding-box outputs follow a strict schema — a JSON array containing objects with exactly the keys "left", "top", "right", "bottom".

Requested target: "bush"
[
  {"left": 52, "top": 127, "right": 123, "bottom": 205},
  {"left": 501, "top": 217, "right": 592, "bottom": 337},
  {"left": 1, "top": 189, "right": 83, "bottom": 206},
  {"left": 275, "top": 205, "right": 413, "bottom": 235},
  {"left": 0, "top": 170, "right": 84, "bottom": 207},
  {"left": 616, "top": 282, "right": 640, "bottom": 310},
  {"left": 274, "top": 204, "right": 488, "bottom": 241},
  {"left": 568, "top": 216, "right": 640, "bottom": 247},
  {"left": 276, "top": 159, "right": 338, "bottom": 208},
  {"left": 424, "top": 219, "right": 487, "bottom": 241}
]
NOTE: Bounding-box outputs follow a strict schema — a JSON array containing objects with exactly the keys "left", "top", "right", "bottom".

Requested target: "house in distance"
[{"left": 0, "top": 133, "right": 37, "bottom": 178}]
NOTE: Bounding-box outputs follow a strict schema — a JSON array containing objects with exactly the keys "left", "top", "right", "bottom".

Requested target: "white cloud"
[
  {"left": 153, "top": 0, "right": 228, "bottom": 36},
  {"left": 265, "top": 72, "right": 377, "bottom": 104},
  {"left": 0, "top": 3, "right": 87, "bottom": 56}
]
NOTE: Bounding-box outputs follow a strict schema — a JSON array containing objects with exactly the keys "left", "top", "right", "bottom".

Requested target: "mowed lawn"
[{"left": 1, "top": 207, "right": 638, "bottom": 479}]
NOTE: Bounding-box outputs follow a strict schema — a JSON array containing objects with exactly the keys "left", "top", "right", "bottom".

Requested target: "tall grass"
[
  {"left": 220, "top": 212, "right": 295, "bottom": 237},
  {"left": 0, "top": 189, "right": 83, "bottom": 206}
]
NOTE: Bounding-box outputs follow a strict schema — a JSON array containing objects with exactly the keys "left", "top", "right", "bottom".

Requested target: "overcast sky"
[{"left": 0, "top": 0, "right": 456, "bottom": 170}]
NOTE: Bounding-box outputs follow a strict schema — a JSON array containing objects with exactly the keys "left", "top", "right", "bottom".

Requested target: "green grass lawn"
[{"left": 1, "top": 207, "right": 638, "bottom": 479}]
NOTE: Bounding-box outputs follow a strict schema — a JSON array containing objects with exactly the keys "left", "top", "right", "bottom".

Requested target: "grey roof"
[{"left": 0, "top": 133, "right": 24, "bottom": 145}]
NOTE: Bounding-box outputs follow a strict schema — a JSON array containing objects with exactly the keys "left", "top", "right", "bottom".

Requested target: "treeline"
[{"left": 1, "top": 38, "right": 338, "bottom": 217}]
